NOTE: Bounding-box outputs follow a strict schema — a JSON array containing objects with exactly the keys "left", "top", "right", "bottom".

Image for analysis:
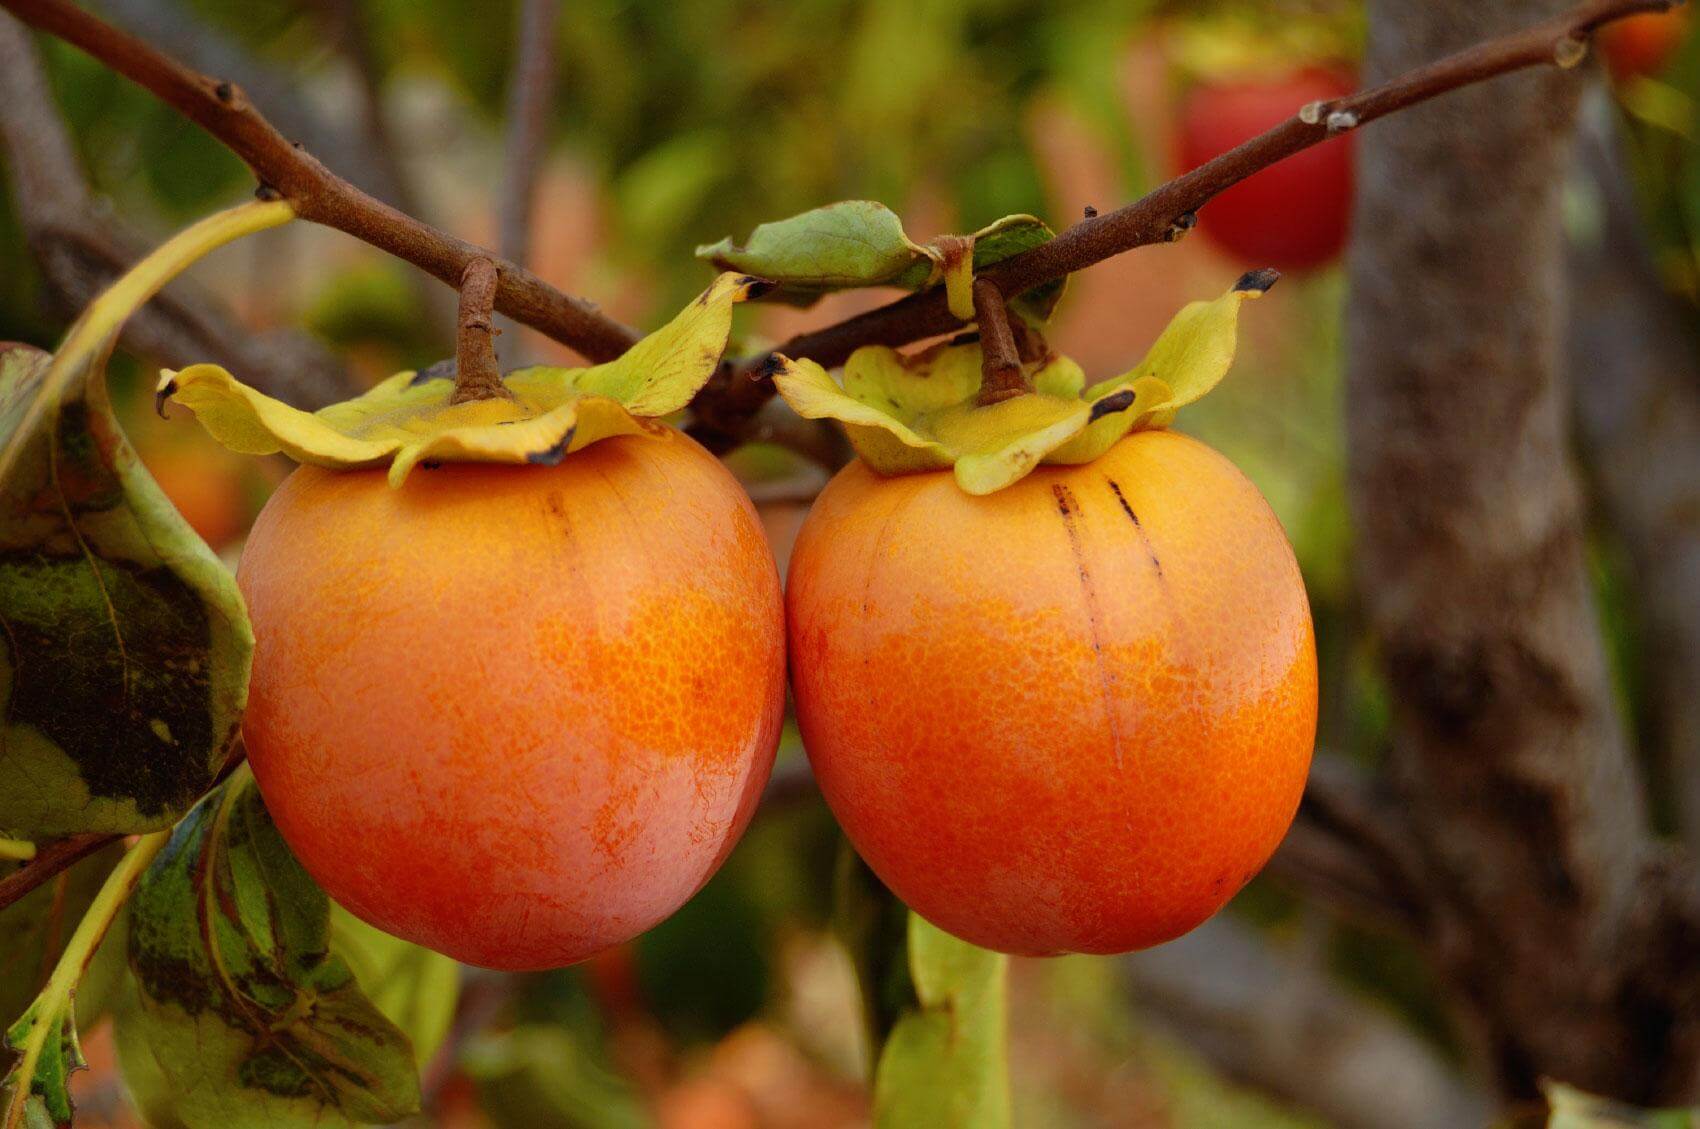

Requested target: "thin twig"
[
  {"left": 452, "top": 259, "right": 508, "bottom": 404},
  {"left": 972, "top": 278, "right": 1026, "bottom": 405},
  {"left": 0, "top": 12, "right": 357, "bottom": 408},
  {"left": 0, "top": 0, "right": 640, "bottom": 365},
  {"left": 0, "top": 834, "right": 117, "bottom": 913},
  {"left": 497, "top": 0, "right": 561, "bottom": 270},
  {"left": 311, "top": 0, "right": 421, "bottom": 217},
  {"left": 494, "top": 0, "right": 563, "bottom": 363},
  {"left": 97, "top": 0, "right": 403, "bottom": 203},
  {"left": 309, "top": 0, "right": 454, "bottom": 350},
  {"left": 692, "top": 0, "right": 1682, "bottom": 443}
]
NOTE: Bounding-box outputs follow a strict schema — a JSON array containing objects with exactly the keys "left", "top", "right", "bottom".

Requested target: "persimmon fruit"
[
  {"left": 237, "top": 430, "right": 786, "bottom": 970},
  {"left": 786, "top": 430, "right": 1317, "bottom": 956},
  {"left": 143, "top": 445, "right": 247, "bottom": 549},
  {"left": 1177, "top": 67, "right": 1356, "bottom": 271},
  {"left": 1599, "top": 7, "right": 1689, "bottom": 81}
]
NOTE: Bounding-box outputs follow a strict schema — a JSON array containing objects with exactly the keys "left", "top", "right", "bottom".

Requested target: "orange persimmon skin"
[
  {"left": 787, "top": 431, "right": 1317, "bottom": 956},
  {"left": 238, "top": 431, "right": 786, "bottom": 971}
]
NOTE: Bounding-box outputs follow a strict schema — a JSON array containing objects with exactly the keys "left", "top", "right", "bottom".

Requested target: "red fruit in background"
[
  {"left": 1599, "top": 8, "right": 1689, "bottom": 81},
  {"left": 1177, "top": 67, "right": 1356, "bottom": 271},
  {"left": 142, "top": 445, "right": 247, "bottom": 549}
]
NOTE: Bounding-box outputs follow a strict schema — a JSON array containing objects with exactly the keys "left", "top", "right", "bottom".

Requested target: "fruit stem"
[
  {"left": 451, "top": 257, "right": 514, "bottom": 405},
  {"left": 973, "top": 278, "right": 1029, "bottom": 406}
]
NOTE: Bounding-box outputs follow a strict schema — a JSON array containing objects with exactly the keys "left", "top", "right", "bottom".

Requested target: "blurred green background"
[{"left": 7, "top": 1, "right": 1696, "bottom": 1126}]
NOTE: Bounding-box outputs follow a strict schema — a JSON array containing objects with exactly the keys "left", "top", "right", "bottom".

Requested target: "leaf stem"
[
  {"left": 973, "top": 279, "right": 1027, "bottom": 406},
  {"left": 2, "top": 831, "right": 167, "bottom": 1129},
  {"left": 451, "top": 258, "right": 510, "bottom": 405},
  {"left": 0, "top": 197, "right": 294, "bottom": 491}
]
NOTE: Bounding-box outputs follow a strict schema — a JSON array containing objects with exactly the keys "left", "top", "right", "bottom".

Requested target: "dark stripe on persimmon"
[
  {"left": 1106, "top": 478, "right": 1164, "bottom": 580},
  {"left": 1051, "top": 482, "right": 1128, "bottom": 768}
]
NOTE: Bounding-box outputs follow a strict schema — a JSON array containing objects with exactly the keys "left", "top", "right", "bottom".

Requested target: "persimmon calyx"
[
  {"left": 157, "top": 272, "right": 767, "bottom": 487},
  {"left": 771, "top": 269, "right": 1278, "bottom": 495}
]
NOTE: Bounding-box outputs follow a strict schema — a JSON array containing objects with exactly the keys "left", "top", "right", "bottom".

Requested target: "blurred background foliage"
[{"left": 7, "top": 0, "right": 1695, "bottom": 1126}]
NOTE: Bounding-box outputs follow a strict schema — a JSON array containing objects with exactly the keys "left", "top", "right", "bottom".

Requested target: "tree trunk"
[{"left": 1346, "top": 0, "right": 1690, "bottom": 1103}]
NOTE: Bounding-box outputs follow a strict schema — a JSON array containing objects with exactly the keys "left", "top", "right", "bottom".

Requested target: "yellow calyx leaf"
[
  {"left": 770, "top": 270, "right": 1275, "bottom": 494},
  {"left": 160, "top": 272, "right": 765, "bottom": 485}
]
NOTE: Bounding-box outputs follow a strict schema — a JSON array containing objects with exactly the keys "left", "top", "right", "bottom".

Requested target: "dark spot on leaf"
[
  {"left": 214, "top": 80, "right": 234, "bottom": 102},
  {"left": 1052, "top": 483, "right": 1075, "bottom": 519},
  {"left": 0, "top": 553, "right": 225, "bottom": 822},
  {"left": 739, "top": 276, "right": 776, "bottom": 300},
  {"left": 756, "top": 355, "right": 785, "bottom": 382},
  {"left": 526, "top": 427, "right": 577, "bottom": 465},
  {"left": 154, "top": 379, "right": 176, "bottom": 419},
  {"left": 1234, "top": 268, "right": 1281, "bottom": 294},
  {"left": 1088, "top": 389, "right": 1137, "bottom": 422}
]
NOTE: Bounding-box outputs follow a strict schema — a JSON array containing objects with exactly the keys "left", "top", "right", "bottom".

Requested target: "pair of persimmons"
[{"left": 237, "top": 413, "right": 1315, "bottom": 971}]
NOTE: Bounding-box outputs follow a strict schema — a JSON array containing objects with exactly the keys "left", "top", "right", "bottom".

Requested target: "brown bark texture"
[{"left": 1348, "top": 0, "right": 1700, "bottom": 1104}]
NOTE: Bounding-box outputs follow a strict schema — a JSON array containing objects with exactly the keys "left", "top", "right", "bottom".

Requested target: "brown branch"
[
  {"left": 98, "top": 0, "right": 404, "bottom": 203},
  {"left": 693, "top": 0, "right": 1682, "bottom": 444},
  {"left": 497, "top": 0, "right": 561, "bottom": 270},
  {"left": 0, "top": 834, "right": 118, "bottom": 913},
  {"left": 1122, "top": 914, "right": 1493, "bottom": 1129},
  {"left": 0, "top": 12, "right": 357, "bottom": 408},
  {"left": 1347, "top": 0, "right": 1664, "bottom": 1103},
  {"left": 972, "top": 278, "right": 1026, "bottom": 405},
  {"left": 310, "top": 0, "right": 420, "bottom": 217},
  {"left": 493, "top": 0, "right": 563, "bottom": 364},
  {"left": 0, "top": 0, "right": 640, "bottom": 365},
  {"left": 1568, "top": 96, "right": 1700, "bottom": 854},
  {"left": 1268, "top": 756, "right": 1433, "bottom": 934},
  {"left": 452, "top": 259, "right": 508, "bottom": 404}
]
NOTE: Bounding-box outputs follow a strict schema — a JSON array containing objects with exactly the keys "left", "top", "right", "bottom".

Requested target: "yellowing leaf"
[
  {"left": 161, "top": 272, "right": 764, "bottom": 486},
  {"left": 0, "top": 201, "right": 286, "bottom": 837},
  {"left": 772, "top": 272, "right": 1273, "bottom": 494}
]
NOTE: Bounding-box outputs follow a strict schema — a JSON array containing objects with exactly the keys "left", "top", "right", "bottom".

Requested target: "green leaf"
[
  {"left": 771, "top": 270, "right": 1275, "bottom": 494},
  {"left": 0, "top": 201, "right": 292, "bottom": 835},
  {"left": 696, "top": 202, "right": 1065, "bottom": 319},
  {"left": 872, "top": 914, "right": 1010, "bottom": 1129},
  {"left": 697, "top": 201, "right": 935, "bottom": 297},
  {"left": 1545, "top": 1081, "right": 1700, "bottom": 1128},
  {"left": 3, "top": 833, "right": 167, "bottom": 1129},
  {"left": 118, "top": 769, "right": 422, "bottom": 1129},
  {"left": 160, "top": 271, "right": 766, "bottom": 486},
  {"left": 329, "top": 906, "right": 459, "bottom": 1067},
  {"left": 0, "top": 845, "right": 126, "bottom": 1030}
]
